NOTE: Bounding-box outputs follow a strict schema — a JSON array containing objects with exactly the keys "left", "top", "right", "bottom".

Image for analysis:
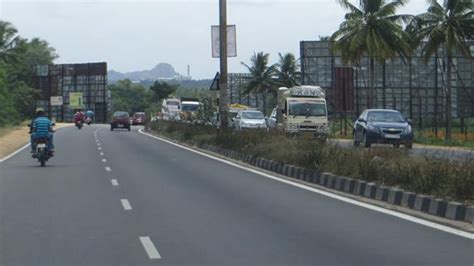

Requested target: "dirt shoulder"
[{"left": 0, "top": 123, "right": 71, "bottom": 159}]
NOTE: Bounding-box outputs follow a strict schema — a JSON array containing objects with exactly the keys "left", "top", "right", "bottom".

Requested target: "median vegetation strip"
[{"left": 148, "top": 121, "right": 474, "bottom": 222}]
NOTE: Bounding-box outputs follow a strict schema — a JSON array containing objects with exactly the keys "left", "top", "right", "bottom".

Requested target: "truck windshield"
[
  {"left": 288, "top": 101, "right": 326, "bottom": 117},
  {"left": 182, "top": 104, "right": 199, "bottom": 112}
]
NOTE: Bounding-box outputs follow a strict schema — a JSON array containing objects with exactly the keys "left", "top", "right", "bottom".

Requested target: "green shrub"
[{"left": 148, "top": 120, "right": 474, "bottom": 202}]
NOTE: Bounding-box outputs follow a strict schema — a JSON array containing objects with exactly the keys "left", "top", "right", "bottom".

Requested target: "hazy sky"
[{"left": 1, "top": 0, "right": 428, "bottom": 79}]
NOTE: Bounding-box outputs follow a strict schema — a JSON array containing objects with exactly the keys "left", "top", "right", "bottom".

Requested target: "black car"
[{"left": 353, "top": 109, "right": 413, "bottom": 148}]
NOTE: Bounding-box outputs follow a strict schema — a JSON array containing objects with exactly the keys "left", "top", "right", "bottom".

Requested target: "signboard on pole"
[
  {"left": 69, "top": 92, "right": 84, "bottom": 108},
  {"left": 211, "top": 25, "right": 237, "bottom": 58},
  {"left": 210, "top": 72, "right": 221, "bottom": 90},
  {"left": 50, "top": 96, "right": 63, "bottom": 106}
]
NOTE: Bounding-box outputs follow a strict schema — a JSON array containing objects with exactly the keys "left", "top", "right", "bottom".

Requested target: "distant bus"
[{"left": 161, "top": 98, "right": 181, "bottom": 121}]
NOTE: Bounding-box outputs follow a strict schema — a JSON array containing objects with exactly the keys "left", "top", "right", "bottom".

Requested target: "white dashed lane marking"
[
  {"left": 111, "top": 179, "right": 119, "bottom": 186},
  {"left": 139, "top": 237, "right": 162, "bottom": 259},
  {"left": 102, "top": 158, "right": 107, "bottom": 163},
  {"left": 105, "top": 167, "right": 111, "bottom": 172},
  {"left": 120, "top": 199, "right": 132, "bottom": 210}
]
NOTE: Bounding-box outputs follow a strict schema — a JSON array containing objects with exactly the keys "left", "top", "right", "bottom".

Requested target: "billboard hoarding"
[{"left": 69, "top": 92, "right": 84, "bottom": 108}]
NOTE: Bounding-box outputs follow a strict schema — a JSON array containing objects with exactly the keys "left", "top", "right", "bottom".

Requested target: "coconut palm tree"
[
  {"left": 331, "top": 0, "right": 412, "bottom": 108},
  {"left": 276, "top": 53, "right": 301, "bottom": 88},
  {"left": 406, "top": 0, "right": 473, "bottom": 141},
  {"left": 241, "top": 52, "right": 277, "bottom": 115},
  {"left": 0, "top": 21, "right": 20, "bottom": 63}
]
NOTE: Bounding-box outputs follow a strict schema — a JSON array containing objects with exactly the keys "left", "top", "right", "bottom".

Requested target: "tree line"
[
  {"left": 0, "top": 21, "right": 58, "bottom": 127},
  {"left": 240, "top": 0, "right": 472, "bottom": 140}
]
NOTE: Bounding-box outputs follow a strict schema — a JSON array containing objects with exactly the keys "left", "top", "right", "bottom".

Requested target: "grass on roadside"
[{"left": 148, "top": 121, "right": 474, "bottom": 203}]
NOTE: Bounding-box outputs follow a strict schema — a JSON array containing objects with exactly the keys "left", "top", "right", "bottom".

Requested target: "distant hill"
[
  {"left": 108, "top": 63, "right": 180, "bottom": 82},
  {"left": 139, "top": 79, "right": 213, "bottom": 90}
]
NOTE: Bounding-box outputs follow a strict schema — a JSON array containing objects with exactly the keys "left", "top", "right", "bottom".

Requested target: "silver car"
[{"left": 234, "top": 110, "right": 267, "bottom": 130}]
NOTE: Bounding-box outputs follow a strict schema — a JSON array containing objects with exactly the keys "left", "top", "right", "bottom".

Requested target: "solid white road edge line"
[
  {"left": 138, "top": 129, "right": 474, "bottom": 240},
  {"left": 0, "top": 124, "right": 77, "bottom": 163},
  {"left": 139, "top": 236, "right": 162, "bottom": 259},
  {"left": 0, "top": 143, "right": 30, "bottom": 163},
  {"left": 111, "top": 179, "right": 119, "bottom": 186},
  {"left": 120, "top": 199, "right": 132, "bottom": 210}
]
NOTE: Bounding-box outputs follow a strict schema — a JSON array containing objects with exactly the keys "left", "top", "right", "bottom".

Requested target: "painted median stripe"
[
  {"left": 111, "top": 179, "right": 119, "bottom": 186},
  {"left": 121, "top": 199, "right": 132, "bottom": 210},
  {"left": 138, "top": 129, "right": 474, "bottom": 240},
  {"left": 139, "top": 237, "right": 161, "bottom": 259}
]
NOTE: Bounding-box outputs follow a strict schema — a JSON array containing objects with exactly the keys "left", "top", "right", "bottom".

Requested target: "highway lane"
[{"left": 0, "top": 124, "right": 472, "bottom": 265}]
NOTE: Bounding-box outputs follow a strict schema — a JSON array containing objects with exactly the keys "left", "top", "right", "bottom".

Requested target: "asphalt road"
[{"left": 0, "top": 124, "right": 472, "bottom": 265}]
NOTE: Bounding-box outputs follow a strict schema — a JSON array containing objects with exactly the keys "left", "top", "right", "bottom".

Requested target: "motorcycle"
[
  {"left": 28, "top": 123, "right": 55, "bottom": 167},
  {"left": 85, "top": 117, "right": 92, "bottom": 125},
  {"left": 75, "top": 120, "right": 83, "bottom": 129},
  {"left": 33, "top": 137, "right": 52, "bottom": 167}
]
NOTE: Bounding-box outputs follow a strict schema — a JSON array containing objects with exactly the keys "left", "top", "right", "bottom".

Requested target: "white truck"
[
  {"left": 273, "top": 85, "right": 329, "bottom": 140},
  {"left": 161, "top": 98, "right": 181, "bottom": 121}
]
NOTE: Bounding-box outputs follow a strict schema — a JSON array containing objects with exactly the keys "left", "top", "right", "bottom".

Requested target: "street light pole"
[{"left": 219, "top": 0, "right": 229, "bottom": 129}]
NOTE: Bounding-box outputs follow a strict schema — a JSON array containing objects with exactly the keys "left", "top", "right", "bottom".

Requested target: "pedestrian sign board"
[
  {"left": 50, "top": 96, "right": 63, "bottom": 106},
  {"left": 69, "top": 92, "right": 84, "bottom": 108}
]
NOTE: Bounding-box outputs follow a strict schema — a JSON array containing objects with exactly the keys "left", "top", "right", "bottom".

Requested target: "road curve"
[{"left": 0, "top": 124, "right": 472, "bottom": 265}]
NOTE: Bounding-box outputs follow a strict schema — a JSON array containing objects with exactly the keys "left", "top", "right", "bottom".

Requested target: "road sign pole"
[{"left": 219, "top": 0, "right": 229, "bottom": 129}]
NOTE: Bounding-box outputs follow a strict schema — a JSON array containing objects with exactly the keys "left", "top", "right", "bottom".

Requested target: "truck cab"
[{"left": 276, "top": 86, "right": 329, "bottom": 140}]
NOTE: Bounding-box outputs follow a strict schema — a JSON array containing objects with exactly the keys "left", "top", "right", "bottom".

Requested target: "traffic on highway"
[{"left": 1, "top": 0, "right": 473, "bottom": 265}]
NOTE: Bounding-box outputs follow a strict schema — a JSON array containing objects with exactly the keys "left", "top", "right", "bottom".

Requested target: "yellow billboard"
[{"left": 69, "top": 92, "right": 84, "bottom": 108}]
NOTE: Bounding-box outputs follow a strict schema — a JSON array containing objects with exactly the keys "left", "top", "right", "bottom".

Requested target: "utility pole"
[{"left": 219, "top": 0, "right": 229, "bottom": 129}]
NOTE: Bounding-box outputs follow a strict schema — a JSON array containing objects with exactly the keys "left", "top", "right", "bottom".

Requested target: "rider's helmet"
[{"left": 35, "top": 108, "right": 45, "bottom": 116}]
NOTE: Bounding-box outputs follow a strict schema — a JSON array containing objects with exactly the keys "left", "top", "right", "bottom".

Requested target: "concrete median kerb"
[{"left": 194, "top": 140, "right": 472, "bottom": 224}]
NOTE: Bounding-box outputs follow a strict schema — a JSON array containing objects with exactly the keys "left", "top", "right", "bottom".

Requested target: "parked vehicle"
[
  {"left": 111, "top": 111, "right": 131, "bottom": 131},
  {"left": 132, "top": 112, "right": 146, "bottom": 125},
  {"left": 161, "top": 98, "right": 181, "bottom": 121},
  {"left": 353, "top": 109, "right": 413, "bottom": 148},
  {"left": 274, "top": 86, "right": 329, "bottom": 140},
  {"left": 234, "top": 110, "right": 267, "bottom": 130}
]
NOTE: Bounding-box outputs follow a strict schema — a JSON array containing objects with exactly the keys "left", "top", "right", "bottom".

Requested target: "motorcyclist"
[
  {"left": 30, "top": 108, "right": 54, "bottom": 154},
  {"left": 73, "top": 109, "right": 85, "bottom": 125},
  {"left": 85, "top": 110, "right": 94, "bottom": 123}
]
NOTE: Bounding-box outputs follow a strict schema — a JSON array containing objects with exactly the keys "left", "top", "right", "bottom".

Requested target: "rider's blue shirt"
[{"left": 33, "top": 116, "right": 52, "bottom": 137}]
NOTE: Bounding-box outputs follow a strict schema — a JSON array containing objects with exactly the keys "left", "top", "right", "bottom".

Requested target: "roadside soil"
[{"left": 0, "top": 123, "right": 71, "bottom": 159}]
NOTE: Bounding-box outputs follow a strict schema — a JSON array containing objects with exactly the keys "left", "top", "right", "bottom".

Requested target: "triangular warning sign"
[{"left": 210, "top": 72, "right": 220, "bottom": 91}]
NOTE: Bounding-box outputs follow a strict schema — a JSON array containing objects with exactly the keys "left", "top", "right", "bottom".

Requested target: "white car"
[{"left": 234, "top": 110, "right": 267, "bottom": 130}]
